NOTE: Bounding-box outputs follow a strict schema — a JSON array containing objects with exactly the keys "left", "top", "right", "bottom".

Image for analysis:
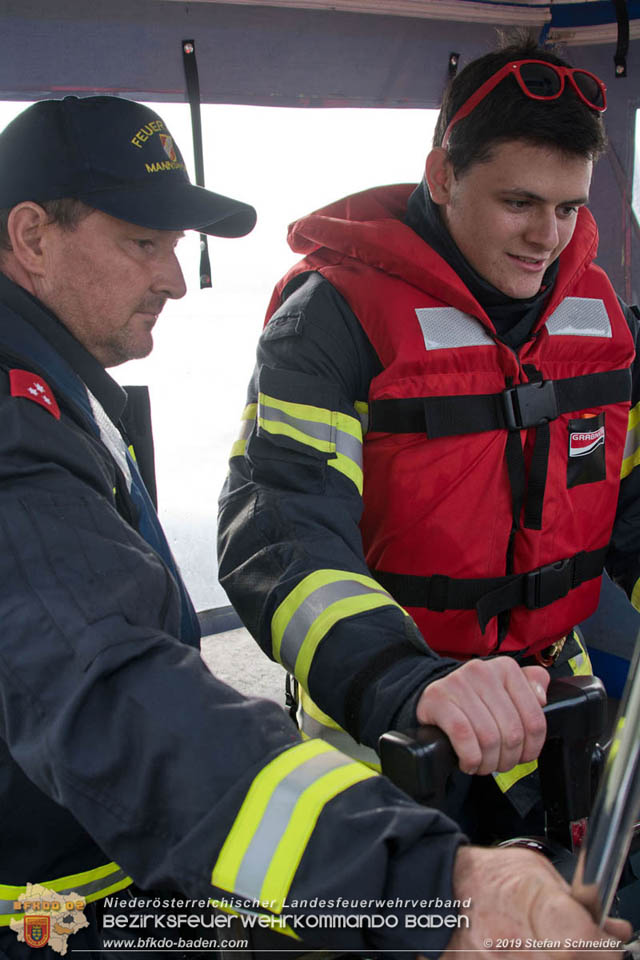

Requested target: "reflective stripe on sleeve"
[
  {"left": 493, "top": 759, "right": 538, "bottom": 794},
  {"left": 354, "top": 400, "right": 369, "bottom": 434},
  {"left": 297, "top": 689, "right": 380, "bottom": 770},
  {"left": 621, "top": 402, "right": 640, "bottom": 479},
  {"left": 271, "top": 569, "right": 409, "bottom": 688},
  {"left": 230, "top": 403, "right": 258, "bottom": 459},
  {"left": 0, "top": 862, "right": 131, "bottom": 925},
  {"left": 258, "top": 393, "right": 363, "bottom": 493},
  {"left": 632, "top": 578, "right": 640, "bottom": 613},
  {"left": 210, "top": 739, "right": 376, "bottom": 912},
  {"left": 494, "top": 633, "right": 594, "bottom": 795}
]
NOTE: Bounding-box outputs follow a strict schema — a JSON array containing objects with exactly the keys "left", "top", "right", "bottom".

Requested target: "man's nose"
[
  {"left": 525, "top": 208, "right": 559, "bottom": 251},
  {"left": 154, "top": 252, "right": 187, "bottom": 300}
]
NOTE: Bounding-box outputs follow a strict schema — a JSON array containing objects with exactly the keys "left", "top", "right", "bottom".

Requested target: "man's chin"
[{"left": 103, "top": 338, "right": 154, "bottom": 368}]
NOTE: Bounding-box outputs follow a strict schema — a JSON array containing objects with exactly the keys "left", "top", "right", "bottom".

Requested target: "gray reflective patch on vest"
[
  {"left": 415, "top": 307, "right": 496, "bottom": 350},
  {"left": 545, "top": 298, "right": 612, "bottom": 338},
  {"left": 233, "top": 749, "right": 353, "bottom": 901}
]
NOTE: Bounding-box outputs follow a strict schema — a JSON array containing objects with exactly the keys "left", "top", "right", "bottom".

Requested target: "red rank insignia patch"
[{"left": 9, "top": 369, "right": 61, "bottom": 420}]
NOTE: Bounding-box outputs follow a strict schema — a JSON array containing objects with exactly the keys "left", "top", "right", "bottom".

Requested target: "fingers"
[
  {"left": 416, "top": 657, "right": 548, "bottom": 775},
  {"left": 602, "top": 916, "right": 633, "bottom": 943},
  {"left": 448, "top": 846, "right": 629, "bottom": 960}
]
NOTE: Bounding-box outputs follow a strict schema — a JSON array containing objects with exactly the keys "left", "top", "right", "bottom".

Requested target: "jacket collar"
[
  {"left": 0, "top": 272, "right": 127, "bottom": 425},
  {"left": 287, "top": 183, "right": 599, "bottom": 338}
]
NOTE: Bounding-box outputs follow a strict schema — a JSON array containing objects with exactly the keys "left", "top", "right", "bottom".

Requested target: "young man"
[
  {"left": 218, "top": 38, "right": 640, "bottom": 836},
  {"left": 1, "top": 94, "right": 625, "bottom": 960}
]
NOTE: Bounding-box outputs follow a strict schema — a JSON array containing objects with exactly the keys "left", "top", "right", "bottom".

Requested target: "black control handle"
[{"left": 378, "top": 674, "right": 608, "bottom": 828}]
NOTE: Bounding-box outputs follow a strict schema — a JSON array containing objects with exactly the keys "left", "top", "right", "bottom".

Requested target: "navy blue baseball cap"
[{"left": 0, "top": 96, "right": 256, "bottom": 238}]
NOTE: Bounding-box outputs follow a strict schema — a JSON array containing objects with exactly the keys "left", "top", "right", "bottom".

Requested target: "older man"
[{"left": 0, "top": 95, "right": 629, "bottom": 959}]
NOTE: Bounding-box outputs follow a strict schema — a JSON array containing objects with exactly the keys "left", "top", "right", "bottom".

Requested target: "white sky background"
[{"left": 0, "top": 100, "right": 438, "bottom": 610}]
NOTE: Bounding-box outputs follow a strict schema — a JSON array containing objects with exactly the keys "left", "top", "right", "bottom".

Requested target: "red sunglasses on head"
[{"left": 442, "top": 59, "right": 607, "bottom": 149}]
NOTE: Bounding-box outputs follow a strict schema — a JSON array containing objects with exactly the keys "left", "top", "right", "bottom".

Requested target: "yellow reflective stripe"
[
  {"left": 211, "top": 740, "right": 376, "bottom": 913},
  {"left": 493, "top": 759, "right": 538, "bottom": 794},
  {"left": 621, "top": 402, "right": 640, "bottom": 478},
  {"left": 354, "top": 400, "right": 369, "bottom": 434},
  {"left": 212, "top": 740, "right": 329, "bottom": 893},
  {"left": 230, "top": 403, "right": 257, "bottom": 459},
  {"left": 607, "top": 715, "right": 625, "bottom": 766},
  {"left": 568, "top": 636, "right": 593, "bottom": 677},
  {"left": 262, "top": 760, "right": 376, "bottom": 908},
  {"left": 297, "top": 593, "right": 400, "bottom": 687},
  {"left": 127, "top": 444, "right": 137, "bottom": 462},
  {"left": 271, "top": 570, "right": 407, "bottom": 688},
  {"left": 631, "top": 578, "right": 640, "bottom": 613},
  {"left": 258, "top": 394, "right": 364, "bottom": 492},
  {"left": 299, "top": 687, "right": 340, "bottom": 728},
  {"left": 333, "top": 411, "right": 362, "bottom": 441},
  {"left": 0, "top": 863, "right": 131, "bottom": 925},
  {"left": 298, "top": 691, "right": 381, "bottom": 771},
  {"left": 328, "top": 453, "right": 363, "bottom": 494},
  {"left": 272, "top": 569, "right": 403, "bottom": 659}
]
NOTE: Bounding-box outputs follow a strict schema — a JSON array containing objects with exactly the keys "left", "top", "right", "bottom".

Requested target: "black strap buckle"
[
  {"left": 503, "top": 380, "right": 558, "bottom": 430},
  {"left": 525, "top": 558, "right": 574, "bottom": 609}
]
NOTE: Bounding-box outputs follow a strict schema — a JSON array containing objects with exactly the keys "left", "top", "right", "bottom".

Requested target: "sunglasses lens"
[
  {"left": 573, "top": 70, "right": 606, "bottom": 108},
  {"left": 519, "top": 62, "right": 562, "bottom": 98}
]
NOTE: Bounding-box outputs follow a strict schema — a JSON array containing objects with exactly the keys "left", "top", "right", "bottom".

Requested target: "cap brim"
[{"left": 78, "top": 181, "right": 257, "bottom": 238}]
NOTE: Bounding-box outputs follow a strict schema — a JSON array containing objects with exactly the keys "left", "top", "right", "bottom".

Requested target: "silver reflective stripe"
[
  {"left": 335, "top": 429, "right": 362, "bottom": 466},
  {"left": 86, "top": 388, "right": 133, "bottom": 492},
  {"left": 233, "top": 749, "right": 354, "bottom": 900},
  {"left": 545, "top": 298, "right": 612, "bottom": 338},
  {"left": 0, "top": 898, "right": 17, "bottom": 917},
  {"left": 259, "top": 397, "right": 362, "bottom": 467},
  {"left": 0, "top": 865, "right": 129, "bottom": 916},
  {"left": 57, "top": 866, "right": 129, "bottom": 901},
  {"left": 298, "top": 710, "right": 379, "bottom": 767},
  {"left": 279, "top": 579, "right": 387, "bottom": 673},
  {"left": 260, "top": 399, "right": 333, "bottom": 446},
  {"left": 415, "top": 307, "right": 496, "bottom": 350}
]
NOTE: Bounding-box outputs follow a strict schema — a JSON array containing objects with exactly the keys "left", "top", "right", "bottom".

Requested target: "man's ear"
[
  {"left": 424, "top": 147, "right": 455, "bottom": 205},
  {"left": 6, "top": 203, "right": 50, "bottom": 277}
]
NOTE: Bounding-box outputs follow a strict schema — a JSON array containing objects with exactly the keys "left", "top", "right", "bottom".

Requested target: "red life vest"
[{"left": 270, "top": 186, "right": 635, "bottom": 659}]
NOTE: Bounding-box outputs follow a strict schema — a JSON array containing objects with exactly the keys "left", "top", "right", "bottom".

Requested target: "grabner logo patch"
[{"left": 569, "top": 425, "right": 605, "bottom": 458}]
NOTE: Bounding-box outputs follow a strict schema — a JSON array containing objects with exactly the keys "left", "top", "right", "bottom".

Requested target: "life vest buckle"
[
  {"left": 503, "top": 380, "right": 558, "bottom": 430},
  {"left": 525, "top": 557, "right": 574, "bottom": 609}
]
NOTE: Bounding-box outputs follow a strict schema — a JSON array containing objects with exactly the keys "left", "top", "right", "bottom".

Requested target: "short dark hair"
[
  {"left": 0, "top": 197, "right": 92, "bottom": 258},
  {"left": 433, "top": 34, "right": 607, "bottom": 177}
]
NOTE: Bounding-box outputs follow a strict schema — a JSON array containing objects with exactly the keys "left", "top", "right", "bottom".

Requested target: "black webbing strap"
[
  {"left": 182, "top": 38, "right": 212, "bottom": 289},
  {"left": 613, "top": 0, "right": 629, "bottom": 77},
  {"left": 521, "top": 364, "right": 550, "bottom": 530},
  {"left": 372, "top": 545, "right": 607, "bottom": 634},
  {"left": 368, "top": 369, "right": 631, "bottom": 438}
]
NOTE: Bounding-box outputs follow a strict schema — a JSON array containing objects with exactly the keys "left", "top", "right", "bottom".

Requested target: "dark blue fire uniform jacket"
[{"left": 0, "top": 272, "right": 466, "bottom": 960}]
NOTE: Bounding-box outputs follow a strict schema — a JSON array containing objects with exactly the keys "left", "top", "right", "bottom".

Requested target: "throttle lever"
[{"left": 378, "top": 674, "right": 607, "bottom": 820}]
